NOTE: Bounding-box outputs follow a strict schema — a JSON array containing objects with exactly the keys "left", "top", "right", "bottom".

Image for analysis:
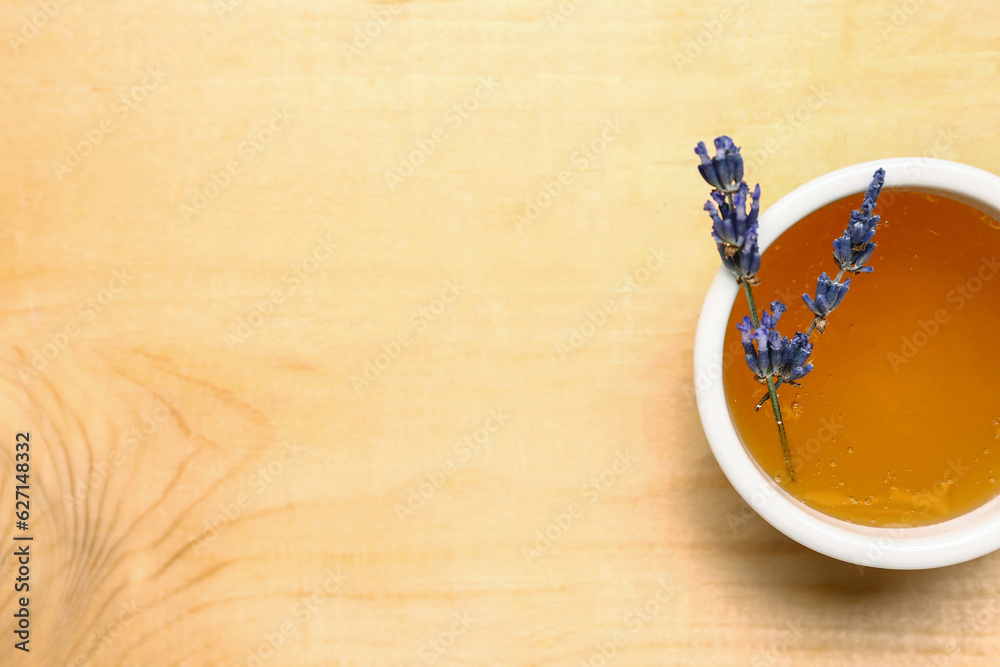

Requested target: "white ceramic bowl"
[{"left": 694, "top": 157, "right": 1000, "bottom": 569}]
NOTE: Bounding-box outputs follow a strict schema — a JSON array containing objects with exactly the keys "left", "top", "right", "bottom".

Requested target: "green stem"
[
  {"left": 742, "top": 278, "right": 760, "bottom": 329},
  {"left": 764, "top": 375, "right": 795, "bottom": 482},
  {"left": 741, "top": 280, "right": 795, "bottom": 482},
  {"left": 755, "top": 380, "right": 783, "bottom": 411}
]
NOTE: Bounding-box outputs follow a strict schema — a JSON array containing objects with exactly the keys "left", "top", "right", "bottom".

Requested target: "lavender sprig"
[
  {"left": 804, "top": 168, "right": 885, "bottom": 338},
  {"left": 696, "top": 135, "right": 886, "bottom": 481},
  {"left": 695, "top": 136, "right": 797, "bottom": 479},
  {"left": 751, "top": 168, "right": 886, "bottom": 410},
  {"left": 832, "top": 171, "right": 884, "bottom": 275}
]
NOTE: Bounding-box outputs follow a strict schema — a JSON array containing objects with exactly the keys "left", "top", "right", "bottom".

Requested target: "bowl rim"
[{"left": 694, "top": 156, "right": 1000, "bottom": 570}]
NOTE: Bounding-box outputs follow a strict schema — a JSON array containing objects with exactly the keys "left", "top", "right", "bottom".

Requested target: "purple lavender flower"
[
  {"left": 833, "top": 168, "right": 885, "bottom": 274},
  {"left": 858, "top": 169, "right": 885, "bottom": 215},
  {"left": 719, "top": 222, "right": 761, "bottom": 285},
  {"left": 759, "top": 300, "right": 785, "bottom": 331},
  {"left": 802, "top": 272, "right": 850, "bottom": 332},
  {"left": 706, "top": 182, "right": 761, "bottom": 251},
  {"left": 777, "top": 332, "right": 814, "bottom": 385},
  {"left": 694, "top": 136, "right": 744, "bottom": 194},
  {"left": 704, "top": 182, "right": 762, "bottom": 284},
  {"left": 735, "top": 301, "right": 814, "bottom": 387}
]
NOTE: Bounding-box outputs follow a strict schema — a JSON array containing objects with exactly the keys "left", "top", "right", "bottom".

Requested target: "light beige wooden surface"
[{"left": 3, "top": 1, "right": 1000, "bottom": 665}]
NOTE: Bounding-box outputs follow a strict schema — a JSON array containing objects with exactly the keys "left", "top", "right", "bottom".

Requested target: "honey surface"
[{"left": 724, "top": 190, "right": 1000, "bottom": 526}]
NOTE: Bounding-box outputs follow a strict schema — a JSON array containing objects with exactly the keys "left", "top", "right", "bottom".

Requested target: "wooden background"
[{"left": 2, "top": 0, "right": 1000, "bottom": 665}]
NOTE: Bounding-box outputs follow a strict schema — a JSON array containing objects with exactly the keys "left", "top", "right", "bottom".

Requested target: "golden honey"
[{"left": 723, "top": 190, "right": 1000, "bottom": 526}]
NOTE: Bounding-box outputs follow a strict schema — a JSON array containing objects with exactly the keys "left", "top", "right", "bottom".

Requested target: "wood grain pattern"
[{"left": 3, "top": 0, "right": 1000, "bottom": 665}]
